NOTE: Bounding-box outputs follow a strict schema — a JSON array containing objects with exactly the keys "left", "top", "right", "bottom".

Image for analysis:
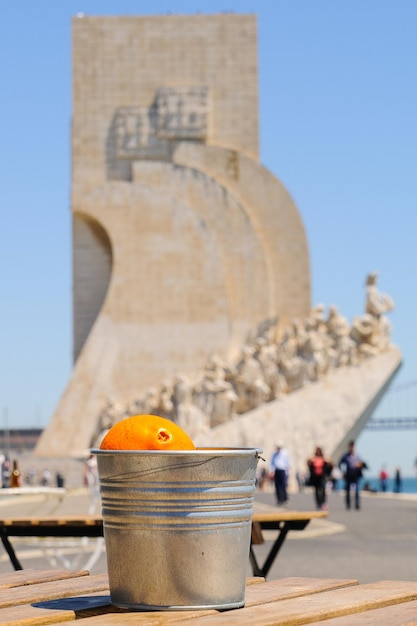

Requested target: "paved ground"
[
  {"left": 253, "top": 486, "right": 417, "bottom": 583},
  {"left": 0, "top": 481, "right": 416, "bottom": 584}
]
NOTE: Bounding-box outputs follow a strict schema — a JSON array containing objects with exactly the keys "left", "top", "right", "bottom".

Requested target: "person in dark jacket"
[
  {"left": 338, "top": 440, "right": 368, "bottom": 510},
  {"left": 307, "top": 446, "right": 333, "bottom": 510}
]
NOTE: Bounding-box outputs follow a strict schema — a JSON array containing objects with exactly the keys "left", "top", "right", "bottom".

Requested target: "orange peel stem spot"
[{"left": 157, "top": 428, "right": 173, "bottom": 443}]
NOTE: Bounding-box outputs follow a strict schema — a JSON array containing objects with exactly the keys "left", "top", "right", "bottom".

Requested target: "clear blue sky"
[{"left": 1, "top": 1, "right": 416, "bottom": 476}]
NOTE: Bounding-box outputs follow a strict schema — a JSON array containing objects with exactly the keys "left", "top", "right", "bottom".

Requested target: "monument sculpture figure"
[
  {"left": 365, "top": 272, "right": 395, "bottom": 318},
  {"left": 195, "top": 356, "right": 238, "bottom": 427},
  {"left": 233, "top": 346, "right": 270, "bottom": 413},
  {"left": 364, "top": 272, "right": 394, "bottom": 352},
  {"left": 350, "top": 272, "right": 395, "bottom": 356},
  {"left": 326, "top": 305, "right": 355, "bottom": 367}
]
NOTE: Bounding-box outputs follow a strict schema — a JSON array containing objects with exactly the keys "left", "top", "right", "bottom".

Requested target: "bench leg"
[
  {"left": 260, "top": 524, "right": 289, "bottom": 577},
  {"left": 249, "top": 545, "right": 263, "bottom": 577},
  {"left": 0, "top": 533, "right": 23, "bottom": 570},
  {"left": 250, "top": 523, "right": 290, "bottom": 578}
]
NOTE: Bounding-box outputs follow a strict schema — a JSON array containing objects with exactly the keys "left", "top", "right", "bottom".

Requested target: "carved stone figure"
[
  {"left": 141, "top": 387, "right": 160, "bottom": 415},
  {"left": 253, "top": 338, "right": 287, "bottom": 400},
  {"left": 233, "top": 346, "right": 270, "bottom": 413},
  {"left": 277, "top": 346, "right": 308, "bottom": 392},
  {"left": 364, "top": 272, "right": 394, "bottom": 352},
  {"left": 280, "top": 326, "right": 299, "bottom": 360},
  {"left": 156, "top": 381, "right": 175, "bottom": 419},
  {"left": 365, "top": 272, "right": 394, "bottom": 317},
  {"left": 172, "top": 374, "right": 210, "bottom": 440},
  {"left": 350, "top": 314, "right": 380, "bottom": 357},
  {"left": 326, "top": 305, "right": 356, "bottom": 367},
  {"left": 309, "top": 304, "right": 328, "bottom": 335},
  {"left": 197, "top": 356, "right": 238, "bottom": 427},
  {"left": 172, "top": 374, "right": 193, "bottom": 416},
  {"left": 299, "top": 319, "right": 329, "bottom": 381}
]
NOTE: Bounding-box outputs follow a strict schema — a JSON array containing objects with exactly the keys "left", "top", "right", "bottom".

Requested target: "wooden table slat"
[
  {"left": 50, "top": 611, "right": 215, "bottom": 625},
  {"left": 0, "top": 597, "right": 213, "bottom": 626},
  {"left": 308, "top": 597, "right": 417, "bottom": 625},
  {"left": 0, "top": 604, "right": 101, "bottom": 626},
  {"left": 251, "top": 511, "right": 328, "bottom": 523},
  {"left": 0, "top": 569, "right": 90, "bottom": 590},
  {"left": 0, "top": 573, "right": 109, "bottom": 609},
  {"left": 0, "top": 596, "right": 110, "bottom": 626},
  {"left": 181, "top": 580, "right": 417, "bottom": 625},
  {"left": 0, "top": 487, "right": 66, "bottom": 494},
  {"left": 244, "top": 577, "right": 358, "bottom": 606},
  {"left": 0, "top": 516, "right": 103, "bottom": 529}
]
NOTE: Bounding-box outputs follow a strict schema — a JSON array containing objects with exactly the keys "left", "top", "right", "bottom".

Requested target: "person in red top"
[
  {"left": 379, "top": 465, "right": 389, "bottom": 492},
  {"left": 307, "top": 446, "right": 333, "bottom": 510}
]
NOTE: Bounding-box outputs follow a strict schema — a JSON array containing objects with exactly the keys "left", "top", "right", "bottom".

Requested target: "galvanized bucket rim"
[{"left": 92, "top": 447, "right": 263, "bottom": 457}]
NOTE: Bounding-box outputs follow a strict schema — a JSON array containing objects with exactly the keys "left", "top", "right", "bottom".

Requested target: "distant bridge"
[
  {"left": 366, "top": 417, "right": 417, "bottom": 430},
  {"left": 365, "top": 379, "right": 417, "bottom": 430}
]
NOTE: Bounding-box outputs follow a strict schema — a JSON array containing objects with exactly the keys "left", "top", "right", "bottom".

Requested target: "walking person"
[
  {"left": 307, "top": 446, "right": 333, "bottom": 510},
  {"left": 83, "top": 454, "right": 100, "bottom": 514},
  {"left": 379, "top": 465, "right": 389, "bottom": 492},
  {"left": 269, "top": 442, "right": 290, "bottom": 506},
  {"left": 393, "top": 467, "right": 402, "bottom": 493},
  {"left": 338, "top": 440, "right": 368, "bottom": 510}
]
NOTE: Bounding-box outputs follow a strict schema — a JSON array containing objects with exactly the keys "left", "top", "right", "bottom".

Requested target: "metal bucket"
[{"left": 93, "top": 447, "right": 261, "bottom": 610}]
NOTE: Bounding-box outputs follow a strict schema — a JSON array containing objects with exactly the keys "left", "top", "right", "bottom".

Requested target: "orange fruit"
[{"left": 99, "top": 414, "right": 196, "bottom": 451}]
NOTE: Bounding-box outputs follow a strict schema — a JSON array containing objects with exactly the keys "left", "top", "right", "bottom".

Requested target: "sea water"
[{"left": 363, "top": 476, "right": 417, "bottom": 494}]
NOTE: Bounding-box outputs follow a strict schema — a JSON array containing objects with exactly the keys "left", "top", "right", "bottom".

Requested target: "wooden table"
[
  {"left": 0, "top": 488, "right": 66, "bottom": 498},
  {"left": 3, "top": 568, "right": 417, "bottom": 624},
  {"left": 250, "top": 510, "right": 328, "bottom": 578},
  {"left": 0, "top": 510, "right": 326, "bottom": 575},
  {"left": 0, "top": 516, "right": 103, "bottom": 570}
]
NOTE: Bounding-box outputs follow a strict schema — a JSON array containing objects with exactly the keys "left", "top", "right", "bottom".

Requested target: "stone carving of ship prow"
[{"left": 85, "top": 280, "right": 402, "bottom": 479}]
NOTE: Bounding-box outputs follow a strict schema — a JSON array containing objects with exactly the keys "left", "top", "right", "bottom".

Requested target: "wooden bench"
[
  {"left": 250, "top": 509, "right": 328, "bottom": 577},
  {"left": 3, "top": 568, "right": 417, "bottom": 624},
  {"left": 0, "top": 487, "right": 66, "bottom": 497},
  {"left": 0, "top": 509, "right": 326, "bottom": 576},
  {"left": 0, "top": 515, "right": 103, "bottom": 570}
]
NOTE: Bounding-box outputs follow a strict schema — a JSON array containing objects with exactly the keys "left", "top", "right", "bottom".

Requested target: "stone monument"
[{"left": 36, "top": 14, "right": 311, "bottom": 457}]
